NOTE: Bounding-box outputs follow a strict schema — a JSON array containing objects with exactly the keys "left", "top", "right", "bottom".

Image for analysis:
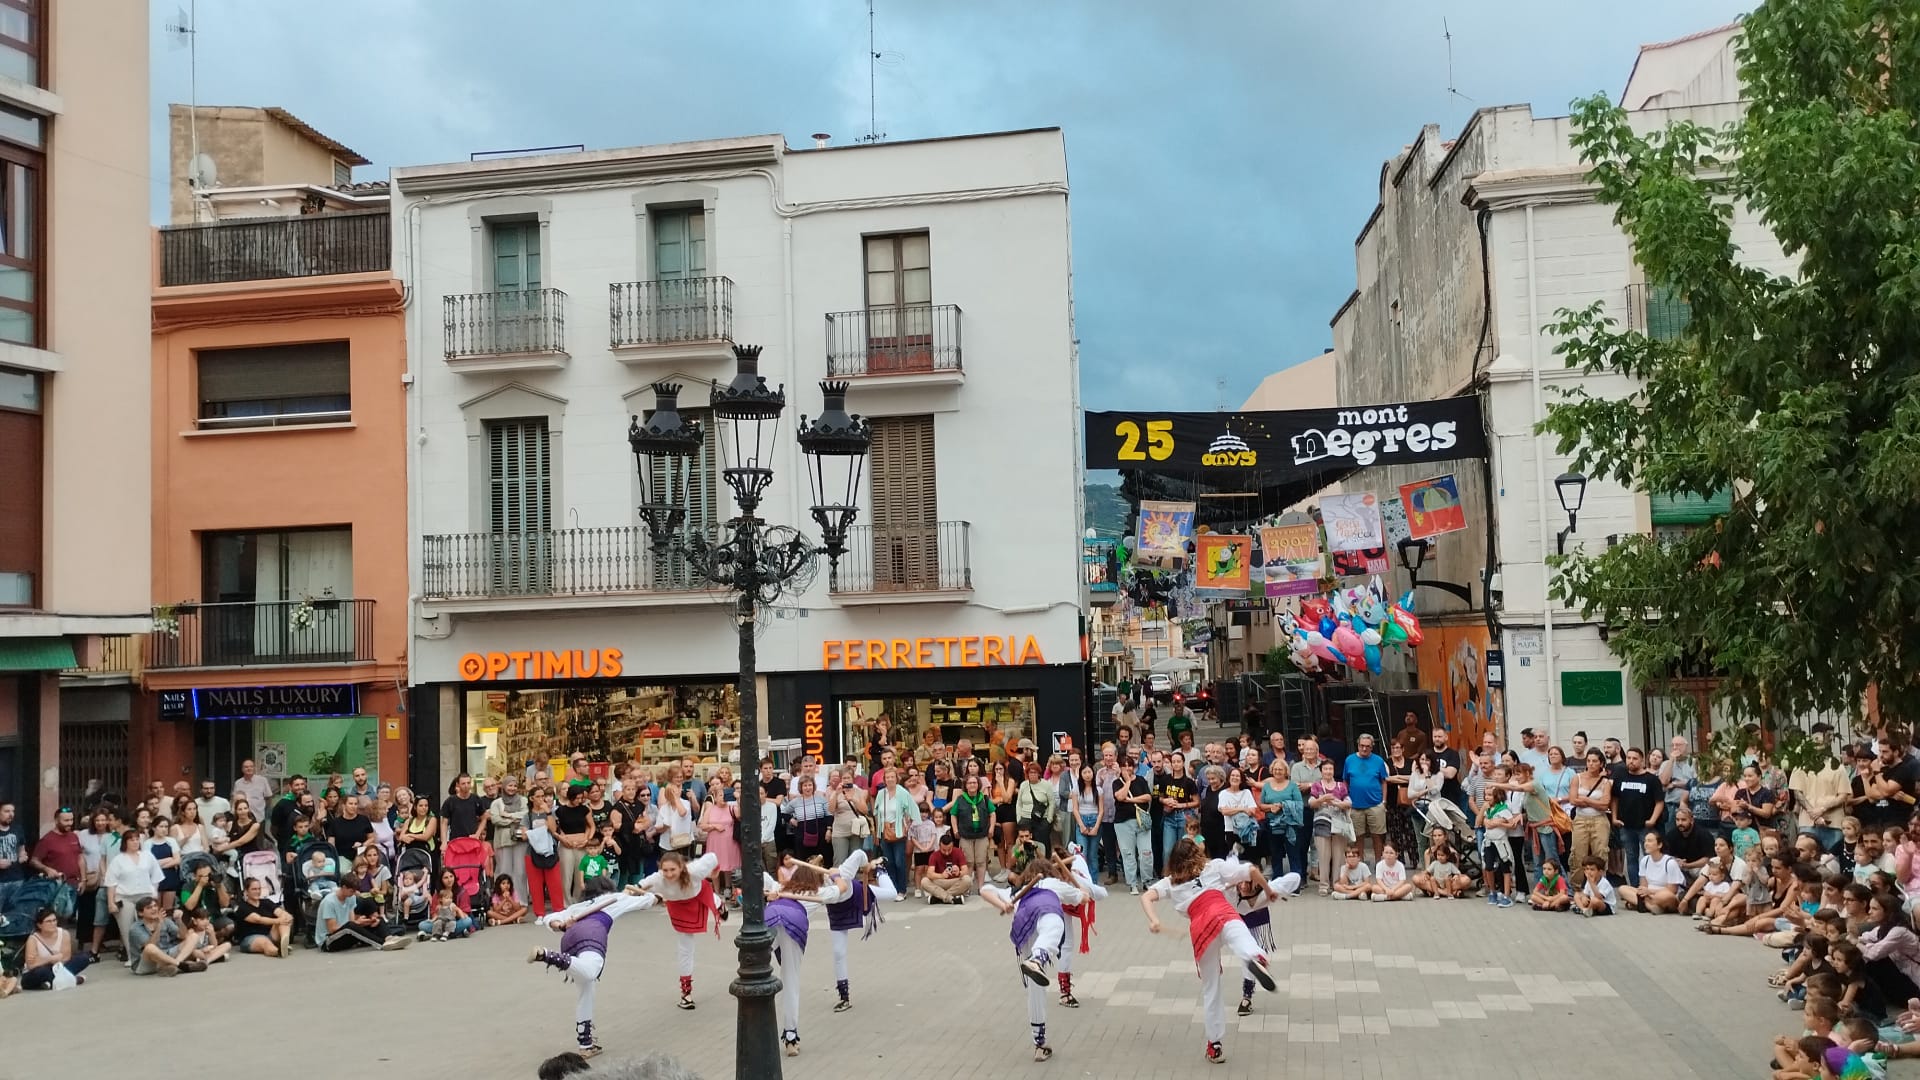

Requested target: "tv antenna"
[
  {"left": 1444, "top": 17, "right": 1475, "bottom": 106},
  {"left": 165, "top": 3, "right": 211, "bottom": 217},
  {"left": 857, "top": 0, "right": 887, "bottom": 143}
]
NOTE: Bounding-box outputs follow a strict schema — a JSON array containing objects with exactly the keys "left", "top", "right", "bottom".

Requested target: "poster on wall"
[
  {"left": 1331, "top": 546, "right": 1389, "bottom": 576},
  {"left": 1082, "top": 538, "right": 1118, "bottom": 593},
  {"left": 1321, "top": 492, "right": 1385, "bottom": 552},
  {"left": 1414, "top": 623, "right": 1505, "bottom": 752},
  {"left": 1193, "top": 534, "right": 1253, "bottom": 592},
  {"left": 1259, "top": 524, "right": 1323, "bottom": 597},
  {"left": 255, "top": 742, "right": 288, "bottom": 779},
  {"left": 1401, "top": 474, "right": 1467, "bottom": 539},
  {"left": 1135, "top": 501, "right": 1196, "bottom": 564}
]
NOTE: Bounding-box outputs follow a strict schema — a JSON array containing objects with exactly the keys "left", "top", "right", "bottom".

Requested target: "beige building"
[
  {"left": 168, "top": 105, "right": 370, "bottom": 224},
  {"left": 0, "top": 0, "right": 152, "bottom": 831}
]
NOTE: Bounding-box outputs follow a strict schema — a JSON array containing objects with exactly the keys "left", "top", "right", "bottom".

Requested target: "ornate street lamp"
[{"left": 628, "top": 344, "right": 869, "bottom": 1080}]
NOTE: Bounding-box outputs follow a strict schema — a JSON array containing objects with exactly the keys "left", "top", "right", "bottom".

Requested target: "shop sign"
[
  {"left": 195, "top": 683, "right": 359, "bottom": 721},
  {"left": 821, "top": 635, "right": 1046, "bottom": 671},
  {"left": 458, "top": 648, "right": 626, "bottom": 682},
  {"left": 803, "top": 703, "right": 826, "bottom": 759}
]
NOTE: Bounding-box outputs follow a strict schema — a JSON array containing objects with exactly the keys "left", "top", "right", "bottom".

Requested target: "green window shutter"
[
  {"left": 1649, "top": 487, "right": 1733, "bottom": 527},
  {"left": 1645, "top": 283, "right": 1691, "bottom": 342}
]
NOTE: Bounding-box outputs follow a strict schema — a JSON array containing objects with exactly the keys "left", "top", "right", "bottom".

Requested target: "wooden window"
[
  {"left": 0, "top": 140, "right": 41, "bottom": 348},
  {"left": 333, "top": 159, "right": 352, "bottom": 187},
  {"left": 863, "top": 232, "right": 932, "bottom": 372},
  {"left": 0, "top": 0, "right": 40, "bottom": 88},
  {"left": 650, "top": 208, "right": 711, "bottom": 341},
  {"left": 197, "top": 341, "right": 350, "bottom": 428},
  {"left": 868, "top": 415, "right": 938, "bottom": 587},
  {"left": 486, "top": 418, "right": 552, "bottom": 594},
  {"left": 0, "top": 364, "right": 39, "bottom": 606}
]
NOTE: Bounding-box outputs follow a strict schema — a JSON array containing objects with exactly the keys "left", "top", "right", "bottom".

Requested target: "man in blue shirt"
[
  {"left": 1344, "top": 734, "right": 1390, "bottom": 863},
  {"left": 315, "top": 879, "right": 411, "bottom": 953}
]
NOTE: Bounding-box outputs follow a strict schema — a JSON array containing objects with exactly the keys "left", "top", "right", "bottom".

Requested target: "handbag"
[
  {"left": 798, "top": 815, "right": 826, "bottom": 849},
  {"left": 1546, "top": 798, "right": 1575, "bottom": 834},
  {"left": 851, "top": 814, "right": 872, "bottom": 838}
]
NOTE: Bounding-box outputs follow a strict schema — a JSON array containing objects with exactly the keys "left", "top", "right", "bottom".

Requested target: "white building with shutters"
[{"left": 392, "top": 129, "right": 1085, "bottom": 788}]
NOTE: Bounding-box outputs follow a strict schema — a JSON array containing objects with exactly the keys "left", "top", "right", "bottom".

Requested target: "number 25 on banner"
[{"left": 1114, "top": 419, "right": 1173, "bottom": 461}]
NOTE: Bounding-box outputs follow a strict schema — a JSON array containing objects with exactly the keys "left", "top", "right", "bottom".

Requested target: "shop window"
[
  {"left": 465, "top": 681, "right": 740, "bottom": 784},
  {"left": 838, "top": 693, "right": 1037, "bottom": 777}
]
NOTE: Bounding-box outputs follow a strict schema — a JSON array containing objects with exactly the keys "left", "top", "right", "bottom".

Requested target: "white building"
[
  {"left": 392, "top": 129, "right": 1084, "bottom": 788},
  {"left": 1331, "top": 23, "right": 1790, "bottom": 751}
]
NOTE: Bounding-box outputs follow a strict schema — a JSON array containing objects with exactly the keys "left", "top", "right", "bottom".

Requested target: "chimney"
[{"left": 812, "top": 132, "right": 831, "bottom": 149}]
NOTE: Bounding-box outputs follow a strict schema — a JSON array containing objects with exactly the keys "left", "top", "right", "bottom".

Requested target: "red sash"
[
  {"left": 1061, "top": 899, "right": 1096, "bottom": 954},
  {"left": 666, "top": 879, "right": 721, "bottom": 938},
  {"left": 1186, "top": 888, "right": 1239, "bottom": 971}
]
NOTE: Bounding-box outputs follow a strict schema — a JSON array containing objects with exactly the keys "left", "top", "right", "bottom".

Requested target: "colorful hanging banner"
[
  {"left": 1400, "top": 474, "right": 1466, "bottom": 540},
  {"left": 1135, "top": 501, "right": 1195, "bottom": 564},
  {"left": 1259, "top": 524, "right": 1323, "bottom": 598},
  {"left": 1320, "top": 492, "right": 1385, "bottom": 553},
  {"left": 1082, "top": 538, "right": 1118, "bottom": 593},
  {"left": 1193, "top": 534, "right": 1254, "bottom": 592}
]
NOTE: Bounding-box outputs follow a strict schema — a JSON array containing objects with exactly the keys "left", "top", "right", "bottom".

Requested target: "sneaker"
[
  {"left": 1129, "top": 884, "right": 1141, "bottom": 896},
  {"left": 1497, "top": 894, "right": 1515, "bottom": 908},
  {"left": 421, "top": 930, "right": 433, "bottom": 942},
  {"left": 953, "top": 895, "right": 964, "bottom": 905},
  {"left": 894, "top": 894, "right": 906, "bottom": 903},
  {"left": 1486, "top": 891, "right": 1501, "bottom": 906},
  {"left": 1370, "top": 893, "right": 1384, "bottom": 902},
  {"left": 832, "top": 998, "right": 853, "bottom": 1013},
  {"left": 1246, "top": 955, "right": 1277, "bottom": 993},
  {"left": 1205, "top": 1041, "right": 1225, "bottom": 1064},
  {"left": 380, "top": 935, "right": 414, "bottom": 951},
  {"left": 1237, "top": 996, "right": 1253, "bottom": 1017},
  {"left": 1579, "top": 905, "right": 1594, "bottom": 919}
]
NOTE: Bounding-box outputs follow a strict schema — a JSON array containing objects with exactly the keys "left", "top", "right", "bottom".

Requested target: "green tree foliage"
[{"left": 1539, "top": 0, "right": 1920, "bottom": 759}]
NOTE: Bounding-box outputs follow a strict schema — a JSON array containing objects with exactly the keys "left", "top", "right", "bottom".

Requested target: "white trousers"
[
  {"left": 775, "top": 926, "right": 804, "bottom": 1036},
  {"left": 675, "top": 932, "right": 698, "bottom": 977},
  {"left": 566, "top": 951, "right": 606, "bottom": 1026},
  {"left": 1198, "top": 919, "right": 1265, "bottom": 1043},
  {"left": 832, "top": 929, "right": 850, "bottom": 981}
]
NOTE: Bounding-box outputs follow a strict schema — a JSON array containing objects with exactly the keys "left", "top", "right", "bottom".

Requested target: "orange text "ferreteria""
[{"left": 821, "top": 636, "right": 1046, "bottom": 671}]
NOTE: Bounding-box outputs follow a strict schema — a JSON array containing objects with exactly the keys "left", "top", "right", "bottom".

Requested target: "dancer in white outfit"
[
  {"left": 1228, "top": 858, "right": 1298, "bottom": 1016},
  {"left": 629, "top": 850, "right": 724, "bottom": 1009},
  {"left": 762, "top": 861, "right": 844, "bottom": 1056},
  {"left": 1140, "top": 838, "right": 1280, "bottom": 1064},
  {"left": 810, "top": 850, "right": 896, "bottom": 1013},
  {"left": 1054, "top": 845, "right": 1109, "bottom": 1008},
  {"left": 982, "top": 856, "right": 1086, "bottom": 1061},
  {"left": 527, "top": 876, "right": 649, "bottom": 1058}
]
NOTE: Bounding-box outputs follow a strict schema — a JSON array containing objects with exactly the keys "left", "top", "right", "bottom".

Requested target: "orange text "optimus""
[
  {"left": 458, "top": 648, "right": 625, "bottom": 682},
  {"left": 821, "top": 636, "right": 1045, "bottom": 671}
]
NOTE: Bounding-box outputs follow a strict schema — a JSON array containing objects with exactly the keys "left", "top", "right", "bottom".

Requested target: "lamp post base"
[{"left": 731, "top": 922, "right": 783, "bottom": 1080}]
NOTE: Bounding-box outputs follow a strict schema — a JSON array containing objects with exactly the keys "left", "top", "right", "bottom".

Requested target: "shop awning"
[{"left": 0, "top": 636, "right": 76, "bottom": 671}]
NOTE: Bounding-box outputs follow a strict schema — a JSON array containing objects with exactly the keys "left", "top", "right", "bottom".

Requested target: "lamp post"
[
  {"left": 1395, "top": 536, "right": 1473, "bottom": 605},
  {"left": 628, "top": 345, "right": 869, "bottom": 1079},
  {"left": 1554, "top": 471, "right": 1589, "bottom": 555}
]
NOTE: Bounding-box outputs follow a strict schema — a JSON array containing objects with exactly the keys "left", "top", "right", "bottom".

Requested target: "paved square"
[{"left": 2, "top": 886, "right": 1792, "bottom": 1079}]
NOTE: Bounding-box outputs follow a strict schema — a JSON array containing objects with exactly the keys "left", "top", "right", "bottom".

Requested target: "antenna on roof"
[
  {"left": 165, "top": 2, "right": 207, "bottom": 220},
  {"left": 1444, "top": 17, "right": 1476, "bottom": 106},
  {"left": 857, "top": 0, "right": 889, "bottom": 143}
]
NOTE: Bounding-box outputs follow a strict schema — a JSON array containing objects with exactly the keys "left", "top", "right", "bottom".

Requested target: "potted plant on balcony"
[
  {"left": 311, "top": 586, "right": 340, "bottom": 613},
  {"left": 289, "top": 598, "right": 317, "bottom": 633},
  {"left": 151, "top": 604, "right": 182, "bottom": 638}
]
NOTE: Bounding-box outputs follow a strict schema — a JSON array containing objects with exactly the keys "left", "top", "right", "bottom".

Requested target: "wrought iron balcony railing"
[
  {"left": 1626, "top": 282, "right": 1692, "bottom": 343},
  {"left": 421, "top": 526, "right": 725, "bottom": 600},
  {"left": 158, "top": 211, "right": 389, "bottom": 287},
  {"left": 146, "top": 599, "right": 375, "bottom": 669},
  {"left": 830, "top": 521, "right": 972, "bottom": 594},
  {"left": 610, "top": 277, "right": 734, "bottom": 347},
  {"left": 443, "top": 288, "right": 568, "bottom": 359},
  {"left": 824, "top": 303, "right": 963, "bottom": 377}
]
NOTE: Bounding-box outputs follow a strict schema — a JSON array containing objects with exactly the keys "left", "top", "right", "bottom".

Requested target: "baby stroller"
[
  {"left": 393, "top": 847, "right": 434, "bottom": 929},
  {"left": 0, "top": 877, "right": 74, "bottom": 973},
  {"left": 1414, "top": 797, "right": 1482, "bottom": 881},
  {"left": 293, "top": 841, "right": 342, "bottom": 939},
  {"left": 441, "top": 836, "right": 493, "bottom": 922},
  {"left": 240, "top": 849, "right": 284, "bottom": 904}
]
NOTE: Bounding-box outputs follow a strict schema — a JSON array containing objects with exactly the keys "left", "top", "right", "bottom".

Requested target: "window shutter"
[
  {"left": 1649, "top": 487, "right": 1732, "bottom": 526},
  {"left": 0, "top": 408, "right": 40, "bottom": 599},
  {"left": 869, "top": 416, "right": 938, "bottom": 587},
  {"left": 486, "top": 419, "right": 551, "bottom": 593},
  {"left": 198, "top": 342, "right": 350, "bottom": 404}
]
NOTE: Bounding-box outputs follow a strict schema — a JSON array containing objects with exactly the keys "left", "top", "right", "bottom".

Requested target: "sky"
[{"left": 147, "top": 0, "right": 1749, "bottom": 413}]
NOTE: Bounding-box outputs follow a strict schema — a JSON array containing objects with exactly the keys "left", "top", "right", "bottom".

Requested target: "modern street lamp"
[
  {"left": 1554, "top": 471, "right": 1589, "bottom": 555},
  {"left": 627, "top": 344, "right": 870, "bottom": 1079},
  {"left": 1396, "top": 536, "right": 1473, "bottom": 605}
]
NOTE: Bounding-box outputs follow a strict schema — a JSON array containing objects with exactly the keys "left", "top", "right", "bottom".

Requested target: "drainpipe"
[{"left": 1525, "top": 205, "right": 1558, "bottom": 745}]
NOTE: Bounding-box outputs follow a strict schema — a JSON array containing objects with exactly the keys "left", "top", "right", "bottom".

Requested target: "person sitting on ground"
[
  {"left": 1771, "top": 1035, "right": 1834, "bottom": 1080},
  {"left": 19, "top": 907, "right": 92, "bottom": 989},
  {"left": 1528, "top": 859, "right": 1572, "bottom": 911},
  {"left": 922, "top": 833, "right": 972, "bottom": 904},
  {"left": 423, "top": 868, "right": 475, "bottom": 940},
  {"left": 1413, "top": 837, "right": 1471, "bottom": 899},
  {"left": 1572, "top": 856, "right": 1618, "bottom": 918},
  {"left": 1619, "top": 831, "right": 1686, "bottom": 914},
  {"left": 179, "top": 909, "right": 231, "bottom": 969},
  {"left": 1772, "top": 997, "right": 1842, "bottom": 1078},
  {"left": 1694, "top": 859, "right": 1737, "bottom": 923},
  {"left": 576, "top": 834, "right": 615, "bottom": 898},
  {"left": 315, "top": 879, "right": 411, "bottom": 952},
  {"left": 231, "top": 875, "right": 293, "bottom": 957},
  {"left": 1329, "top": 847, "right": 1372, "bottom": 900},
  {"left": 1367, "top": 843, "right": 1416, "bottom": 901},
  {"left": 488, "top": 874, "right": 529, "bottom": 925},
  {"left": 128, "top": 896, "right": 200, "bottom": 975}
]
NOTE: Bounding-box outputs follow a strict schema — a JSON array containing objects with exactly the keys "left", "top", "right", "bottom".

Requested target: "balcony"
[
  {"left": 158, "top": 211, "right": 390, "bottom": 287},
  {"left": 146, "top": 599, "right": 375, "bottom": 670},
  {"left": 443, "top": 288, "right": 570, "bottom": 373},
  {"left": 1626, "top": 282, "right": 1692, "bottom": 343},
  {"left": 824, "top": 303, "right": 964, "bottom": 386},
  {"left": 62, "top": 634, "right": 140, "bottom": 682},
  {"left": 420, "top": 527, "right": 725, "bottom": 607},
  {"left": 609, "top": 277, "right": 735, "bottom": 365},
  {"left": 829, "top": 521, "right": 973, "bottom": 604}
]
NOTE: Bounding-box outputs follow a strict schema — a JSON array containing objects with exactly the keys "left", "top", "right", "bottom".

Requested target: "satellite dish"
[{"left": 188, "top": 152, "right": 217, "bottom": 190}]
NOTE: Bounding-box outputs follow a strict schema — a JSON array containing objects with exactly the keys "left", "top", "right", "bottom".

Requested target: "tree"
[{"left": 1539, "top": 0, "right": 1920, "bottom": 762}]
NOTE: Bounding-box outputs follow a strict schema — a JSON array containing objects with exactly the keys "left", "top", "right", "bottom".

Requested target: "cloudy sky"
[{"left": 148, "top": 0, "right": 1747, "bottom": 412}]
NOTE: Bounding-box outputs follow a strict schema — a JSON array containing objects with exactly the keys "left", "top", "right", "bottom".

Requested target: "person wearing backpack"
[{"left": 952, "top": 774, "right": 995, "bottom": 895}]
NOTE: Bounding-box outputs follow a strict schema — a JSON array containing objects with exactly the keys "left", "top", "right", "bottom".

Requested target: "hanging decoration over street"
[
  {"left": 1193, "top": 533, "right": 1253, "bottom": 592},
  {"left": 1085, "top": 395, "right": 1486, "bottom": 475},
  {"left": 1320, "top": 492, "right": 1385, "bottom": 553},
  {"left": 1400, "top": 474, "right": 1467, "bottom": 539},
  {"left": 1134, "top": 500, "right": 1195, "bottom": 565},
  {"left": 1258, "top": 524, "right": 1322, "bottom": 598}
]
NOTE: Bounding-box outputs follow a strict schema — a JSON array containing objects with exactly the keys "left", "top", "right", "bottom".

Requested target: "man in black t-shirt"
[
  {"left": 439, "top": 773, "right": 489, "bottom": 846},
  {"left": 270, "top": 775, "right": 310, "bottom": 842},
  {"left": 1861, "top": 737, "right": 1920, "bottom": 829},
  {"left": 1429, "top": 729, "right": 1465, "bottom": 812},
  {"left": 1610, "top": 748, "right": 1663, "bottom": 888}
]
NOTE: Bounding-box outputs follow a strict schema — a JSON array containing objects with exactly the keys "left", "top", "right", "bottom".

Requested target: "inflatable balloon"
[
  {"left": 1311, "top": 642, "right": 1344, "bottom": 668},
  {"left": 1364, "top": 642, "right": 1383, "bottom": 675},
  {"left": 1360, "top": 626, "right": 1382, "bottom": 647},
  {"left": 1357, "top": 594, "right": 1390, "bottom": 629},
  {"left": 1390, "top": 603, "right": 1424, "bottom": 646},
  {"left": 1397, "top": 590, "right": 1417, "bottom": 613},
  {"left": 1331, "top": 622, "right": 1365, "bottom": 662},
  {"left": 1380, "top": 616, "right": 1409, "bottom": 647}
]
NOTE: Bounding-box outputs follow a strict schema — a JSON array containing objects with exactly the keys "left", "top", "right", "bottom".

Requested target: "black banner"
[
  {"left": 1085, "top": 395, "right": 1485, "bottom": 476},
  {"left": 193, "top": 684, "right": 359, "bottom": 721}
]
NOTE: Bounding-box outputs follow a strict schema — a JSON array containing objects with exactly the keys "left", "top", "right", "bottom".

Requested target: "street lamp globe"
[
  {"left": 1554, "top": 471, "right": 1589, "bottom": 515},
  {"left": 710, "top": 344, "right": 787, "bottom": 513},
  {"left": 796, "top": 380, "right": 870, "bottom": 583},
  {"left": 628, "top": 382, "right": 705, "bottom": 550}
]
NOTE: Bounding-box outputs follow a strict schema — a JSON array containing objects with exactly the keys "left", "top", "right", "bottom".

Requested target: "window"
[
  {"left": 200, "top": 527, "right": 354, "bottom": 664},
  {"left": 486, "top": 418, "right": 552, "bottom": 593},
  {"left": 333, "top": 159, "right": 352, "bottom": 187},
  {"left": 0, "top": 142, "right": 39, "bottom": 347},
  {"left": 197, "top": 341, "right": 350, "bottom": 428},
  {"left": 1650, "top": 487, "right": 1733, "bottom": 547},
  {"left": 0, "top": 0, "right": 38, "bottom": 87},
  {"left": 0, "top": 363, "right": 37, "bottom": 605},
  {"left": 864, "top": 232, "right": 933, "bottom": 372},
  {"left": 868, "top": 415, "right": 939, "bottom": 587},
  {"left": 490, "top": 220, "right": 542, "bottom": 293},
  {"left": 1636, "top": 282, "right": 1692, "bottom": 343}
]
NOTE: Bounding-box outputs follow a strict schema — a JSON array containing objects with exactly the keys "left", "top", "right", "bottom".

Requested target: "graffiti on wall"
[{"left": 1414, "top": 622, "right": 1504, "bottom": 751}]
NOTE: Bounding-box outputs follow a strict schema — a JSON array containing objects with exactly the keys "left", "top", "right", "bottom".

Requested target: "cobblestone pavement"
[{"left": 3, "top": 881, "right": 1802, "bottom": 1080}]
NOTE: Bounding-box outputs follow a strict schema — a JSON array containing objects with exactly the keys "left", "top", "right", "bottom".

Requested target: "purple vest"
[
  {"left": 827, "top": 880, "right": 878, "bottom": 938},
  {"left": 560, "top": 910, "right": 614, "bottom": 958},
  {"left": 766, "top": 897, "right": 810, "bottom": 953},
  {"left": 1009, "top": 887, "right": 1064, "bottom": 954}
]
